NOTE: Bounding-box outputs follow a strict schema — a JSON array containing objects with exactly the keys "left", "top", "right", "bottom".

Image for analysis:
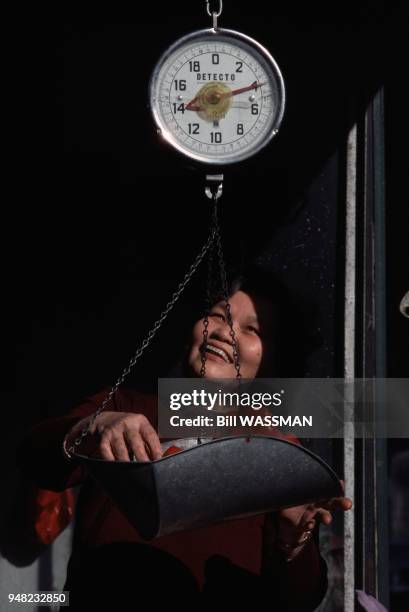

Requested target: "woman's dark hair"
[
  {"left": 165, "top": 263, "right": 320, "bottom": 379},
  {"left": 228, "top": 264, "right": 318, "bottom": 376}
]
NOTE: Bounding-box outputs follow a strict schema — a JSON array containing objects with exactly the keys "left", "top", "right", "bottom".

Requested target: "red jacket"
[{"left": 16, "top": 387, "right": 327, "bottom": 609}]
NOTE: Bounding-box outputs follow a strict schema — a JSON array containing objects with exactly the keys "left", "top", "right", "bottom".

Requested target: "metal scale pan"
[{"left": 75, "top": 435, "right": 342, "bottom": 540}]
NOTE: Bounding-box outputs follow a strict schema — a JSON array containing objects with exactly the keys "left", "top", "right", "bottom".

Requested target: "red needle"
[
  {"left": 185, "top": 81, "right": 266, "bottom": 111},
  {"left": 223, "top": 80, "right": 266, "bottom": 98},
  {"left": 185, "top": 96, "right": 201, "bottom": 111}
]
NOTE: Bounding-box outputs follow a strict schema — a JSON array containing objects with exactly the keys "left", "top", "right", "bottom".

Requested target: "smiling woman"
[
  {"left": 16, "top": 265, "right": 352, "bottom": 609},
  {"left": 181, "top": 265, "right": 312, "bottom": 380},
  {"left": 188, "top": 290, "right": 273, "bottom": 378}
]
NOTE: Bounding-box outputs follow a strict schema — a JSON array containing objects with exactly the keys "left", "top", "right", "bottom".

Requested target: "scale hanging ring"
[{"left": 206, "top": 0, "right": 223, "bottom": 18}]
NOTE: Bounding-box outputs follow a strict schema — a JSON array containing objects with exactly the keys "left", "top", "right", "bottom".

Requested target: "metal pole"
[
  {"left": 344, "top": 122, "right": 357, "bottom": 612},
  {"left": 372, "top": 86, "right": 389, "bottom": 608}
]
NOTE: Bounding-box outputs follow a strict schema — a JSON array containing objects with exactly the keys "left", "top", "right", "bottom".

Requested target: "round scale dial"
[{"left": 150, "top": 28, "right": 285, "bottom": 165}]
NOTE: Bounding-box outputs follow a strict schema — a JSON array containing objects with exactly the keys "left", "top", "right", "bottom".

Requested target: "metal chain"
[
  {"left": 66, "top": 226, "right": 217, "bottom": 458},
  {"left": 213, "top": 198, "right": 242, "bottom": 378},
  {"left": 200, "top": 234, "right": 214, "bottom": 378},
  {"left": 206, "top": 0, "right": 223, "bottom": 17},
  {"left": 200, "top": 226, "right": 215, "bottom": 377},
  {"left": 205, "top": 0, "right": 222, "bottom": 28},
  {"left": 200, "top": 193, "right": 241, "bottom": 378}
]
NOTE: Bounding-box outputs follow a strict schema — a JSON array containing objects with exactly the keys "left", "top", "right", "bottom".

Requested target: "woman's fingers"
[
  {"left": 123, "top": 419, "right": 162, "bottom": 462},
  {"left": 300, "top": 507, "right": 332, "bottom": 528},
  {"left": 301, "top": 497, "right": 353, "bottom": 529},
  {"left": 299, "top": 516, "right": 316, "bottom": 532},
  {"left": 316, "top": 508, "right": 333, "bottom": 525},
  {"left": 277, "top": 484, "right": 354, "bottom": 540},
  {"left": 74, "top": 412, "right": 164, "bottom": 462},
  {"left": 109, "top": 433, "right": 132, "bottom": 461},
  {"left": 98, "top": 438, "right": 116, "bottom": 461},
  {"left": 299, "top": 507, "right": 322, "bottom": 531},
  {"left": 125, "top": 432, "right": 151, "bottom": 462},
  {"left": 141, "top": 423, "right": 163, "bottom": 461},
  {"left": 320, "top": 496, "right": 353, "bottom": 512},
  {"left": 333, "top": 497, "right": 353, "bottom": 511},
  {"left": 89, "top": 412, "right": 162, "bottom": 462}
]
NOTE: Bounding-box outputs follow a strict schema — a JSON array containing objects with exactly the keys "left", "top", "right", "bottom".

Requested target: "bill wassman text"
[{"left": 169, "top": 415, "right": 313, "bottom": 427}]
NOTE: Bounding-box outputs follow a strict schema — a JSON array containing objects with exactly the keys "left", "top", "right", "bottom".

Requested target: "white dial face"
[{"left": 150, "top": 29, "right": 285, "bottom": 165}]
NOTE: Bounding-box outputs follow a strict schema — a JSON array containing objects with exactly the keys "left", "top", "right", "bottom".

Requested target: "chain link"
[
  {"left": 65, "top": 177, "right": 240, "bottom": 457},
  {"left": 65, "top": 226, "right": 217, "bottom": 458},
  {"left": 200, "top": 226, "right": 215, "bottom": 377},
  {"left": 213, "top": 197, "right": 241, "bottom": 378},
  {"left": 206, "top": 0, "right": 223, "bottom": 18},
  {"left": 200, "top": 194, "right": 219, "bottom": 377},
  {"left": 200, "top": 193, "right": 241, "bottom": 379}
]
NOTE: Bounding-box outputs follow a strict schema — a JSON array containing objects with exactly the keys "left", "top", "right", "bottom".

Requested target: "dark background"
[
  {"left": 10, "top": 2, "right": 405, "bottom": 417},
  {"left": 3, "top": 2, "right": 408, "bottom": 606}
]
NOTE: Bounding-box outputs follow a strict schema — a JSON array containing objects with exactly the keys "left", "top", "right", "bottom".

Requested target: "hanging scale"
[{"left": 64, "top": 1, "right": 286, "bottom": 458}]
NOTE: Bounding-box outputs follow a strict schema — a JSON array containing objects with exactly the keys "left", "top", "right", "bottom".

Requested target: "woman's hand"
[
  {"left": 64, "top": 411, "right": 163, "bottom": 462},
  {"left": 275, "top": 481, "right": 352, "bottom": 560}
]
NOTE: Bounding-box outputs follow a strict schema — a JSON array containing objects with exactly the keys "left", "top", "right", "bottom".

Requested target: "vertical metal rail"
[
  {"left": 372, "top": 87, "right": 389, "bottom": 608},
  {"left": 344, "top": 123, "right": 357, "bottom": 612},
  {"left": 356, "top": 86, "right": 389, "bottom": 608},
  {"left": 360, "top": 92, "right": 377, "bottom": 600}
]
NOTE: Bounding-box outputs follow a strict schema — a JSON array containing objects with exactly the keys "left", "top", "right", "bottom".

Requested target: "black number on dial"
[
  {"left": 251, "top": 103, "right": 259, "bottom": 115},
  {"left": 189, "top": 61, "right": 200, "bottom": 72},
  {"left": 188, "top": 123, "right": 200, "bottom": 135},
  {"left": 174, "top": 80, "right": 186, "bottom": 91},
  {"left": 212, "top": 54, "right": 220, "bottom": 65},
  {"left": 235, "top": 61, "right": 243, "bottom": 73},
  {"left": 210, "top": 132, "right": 222, "bottom": 143},
  {"left": 237, "top": 123, "right": 244, "bottom": 135},
  {"left": 172, "top": 103, "right": 185, "bottom": 114}
]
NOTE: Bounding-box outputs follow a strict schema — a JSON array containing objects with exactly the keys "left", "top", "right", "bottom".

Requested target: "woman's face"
[{"left": 188, "top": 290, "right": 277, "bottom": 379}]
